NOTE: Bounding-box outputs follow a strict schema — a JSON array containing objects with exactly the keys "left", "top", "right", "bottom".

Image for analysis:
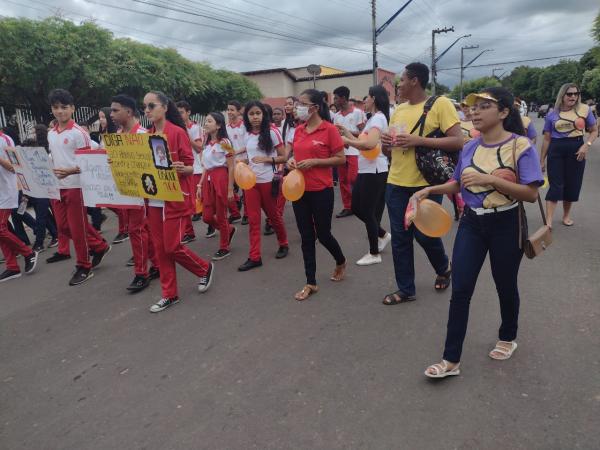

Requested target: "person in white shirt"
[
  {"left": 332, "top": 86, "right": 365, "bottom": 217},
  {"left": 272, "top": 107, "right": 285, "bottom": 136},
  {"left": 0, "top": 131, "right": 39, "bottom": 282},
  {"left": 226, "top": 100, "right": 246, "bottom": 223},
  {"left": 339, "top": 85, "right": 391, "bottom": 266},
  {"left": 46, "top": 89, "right": 111, "bottom": 286}
]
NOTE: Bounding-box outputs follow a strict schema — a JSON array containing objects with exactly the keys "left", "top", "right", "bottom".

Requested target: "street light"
[{"left": 459, "top": 44, "right": 478, "bottom": 101}]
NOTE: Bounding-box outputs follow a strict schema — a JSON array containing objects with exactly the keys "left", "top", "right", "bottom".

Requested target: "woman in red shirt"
[
  {"left": 143, "top": 91, "right": 214, "bottom": 313},
  {"left": 288, "top": 89, "right": 347, "bottom": 301}
]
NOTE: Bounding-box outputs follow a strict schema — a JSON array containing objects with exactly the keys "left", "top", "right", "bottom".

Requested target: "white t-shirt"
[
  {"left": 0, "top": 132, "right": 18, "bottom": 209},
  {"left": 226, "top": 121, "right": 246, "bottom": 161},
  {"left": 202, "top": 139, "right": 234, "bottom": 170},
  {"left": 358, "top": 111, "right": 389, "bottom": 174},
  {"left": 245, "top": 129, "right": 284, "bottom": 183},
  {"left": 186, "top": 122, "right": 204, "bottom": 175},
  {"left": 333, "top": 107, "right": 364, "bottom": 156},
  {"left": 48, "top": 120, "right": 92, "bottom": 189}
]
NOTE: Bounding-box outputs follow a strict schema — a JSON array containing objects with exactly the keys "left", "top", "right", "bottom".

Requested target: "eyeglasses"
[
  {"left": 469, "top": 101, "right": 496, "bottom": 113},
  {"left": 143, "top": 102, "right": 158, "bottom": 110},
  {"left": 565, "top": 92, "right": 580, "bottom": 97}
]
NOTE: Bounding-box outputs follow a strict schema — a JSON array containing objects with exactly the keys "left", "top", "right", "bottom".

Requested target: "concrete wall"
[{"left": 245, "top": 72, "right": 295, "bottom": 98}]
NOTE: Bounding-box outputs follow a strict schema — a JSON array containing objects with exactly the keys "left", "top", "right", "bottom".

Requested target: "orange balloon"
[
  {"left": 234, "top": 162, "right": 256, "bottom": 190},
  {"left": 574, "top": 117, "right": 585, "bottom": 131},
  {"left": 195, "top": 198, "right": 203, "bottom": 214},
  {"left": 282, "top": 169, "right": 305, "bottom": 201},
  {"left": 469, "top": 128, "right": 481, "bottom": 138},
  {"left": 358, "top": 132, "right": 381, "bottom": 160},
  {"left": 413, "top": 199, "right": 452, "bottom": 238}
]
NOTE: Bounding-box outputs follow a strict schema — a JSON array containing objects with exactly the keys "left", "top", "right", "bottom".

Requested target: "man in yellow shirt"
[{"left": 382, "top": 62, "right": 463, "bottom": 304}]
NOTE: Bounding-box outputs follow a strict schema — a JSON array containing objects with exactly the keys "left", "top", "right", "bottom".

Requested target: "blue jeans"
[
  {"left": 443, "top": 207, "right": 523, "bottom": 363},
  {"left": 385, "top": 184, "right": 449, "bottom": 297},
  {"left": 29, "top": 197, "right": 57, "bottom": 247}
]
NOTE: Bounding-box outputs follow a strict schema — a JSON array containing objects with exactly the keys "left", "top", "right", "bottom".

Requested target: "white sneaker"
[
  {"left": 378, "top": 232, "right": 391, "bottom": 253},
  {"left": 356, "top": 253, "right": 382, "bottom": 266}
]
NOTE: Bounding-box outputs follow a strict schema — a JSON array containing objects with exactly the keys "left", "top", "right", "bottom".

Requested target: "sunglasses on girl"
[
  {"left": 143, "top": 102, "right": 160, "bottom": 110},
  {"left": 565, "top": 92, "right": 580, "bottom": 97}
]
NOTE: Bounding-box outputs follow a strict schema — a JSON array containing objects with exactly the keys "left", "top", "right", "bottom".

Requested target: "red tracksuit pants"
[
  {"left": 127, "top": 207, "right": 159, "bottom": 277},
  {"left": 182, "top": 173, "right": 202, "bottom": 238},
  {"left": 51, "top": 188, "right": 108, "bottom": 269},
  {"left": 245, "top": 182, "right": 288, "bottom": 261},
  {"left": 109, "top": 208, "right": 129, "bottom": 234},
  {"left": 147, "top": 207, "right": 210, "bottom": 299},
  {"left": 202, "top": 167, "right": 234, "bottom": 251},
  {"left": 338, "top": 155, "right": 358, "bottom": 210},
  {"left": 0, "top": 209, "right": 34, "bottom": 272}
]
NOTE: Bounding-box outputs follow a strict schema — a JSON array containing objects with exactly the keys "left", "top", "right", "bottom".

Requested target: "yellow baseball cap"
[{"left": 464, "top": 92, "right": 498, "bottom": 107}]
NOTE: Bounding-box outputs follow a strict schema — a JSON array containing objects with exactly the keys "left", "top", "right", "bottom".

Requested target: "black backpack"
[{"left": 409, "top": 96, "right": 458, "bottom": 185}]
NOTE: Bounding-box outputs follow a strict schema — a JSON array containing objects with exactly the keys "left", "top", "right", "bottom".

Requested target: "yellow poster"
[{"left": 104, "top": 133, "right": 183, "bottom": 202}]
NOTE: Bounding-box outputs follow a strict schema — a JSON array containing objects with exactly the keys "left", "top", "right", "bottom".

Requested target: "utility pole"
[
  {"left": 372, "top": 0, "right": 377, "bottom": 85},
  {"left": 460, "top": 45, "right": 479, "bottom": 101},
  {"left": 431, "top": 26, "right": 454, "bottom": 95},
  {"left": 492, "top": 67, "right": 504, "bottom": 79}
]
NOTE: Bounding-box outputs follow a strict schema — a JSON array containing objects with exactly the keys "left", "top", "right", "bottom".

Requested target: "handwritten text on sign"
[
  {"left": 10, "top": 147, "right": 60, "bottom": 199},
  {"left": 104, "top": 133, "right": 183, "bottom": 202}
]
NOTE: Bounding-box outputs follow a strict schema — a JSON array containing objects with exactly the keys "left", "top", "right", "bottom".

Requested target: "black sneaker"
[
  {"left": 91, "top": 245, "right": 111, "bottom": 268},
  {"left": 191, "top": 213, "right": 202, "bottom": 222},
  {"left": 275, "top": 246, "right": 289, "bottom": 259},
  {"left": 336, "top": 209, "right": 353, "bottom": 218},
  {"left": 228, "top": 215, "right": 242, "bottom": 224},
  {"left": 126, "top": 275, "right": 150, "bottom": 292},
  {"left": 24, "top": 251, "right": 39, "bottom": 274},
  {"left": 263, "top": 223, "right": 274, "bottom": 236},
  {"left": 112, "top": 233, "right": 129, "bottom": 244},
  {"left": 197, "top": 262, "right": 214, "bottom": 293},
  {"left": 126, "top": 256, "right": 135, "bottom": 267},
  {"left": 241, "top": 216, "right": 249, "bottom": 225},
  {"left": 32, "top": 244, "right": 45, "bottom": 253},
  {"left": 238, "top": 258, "right": 263, "bottom": 272},
  {"left": 69, "top": 266, "right": 94, "bottom": 286},
  {"left": 46, "top": 252, "right": 71, "bottom": 264},
  {"left": 149, "top": 266, "right": 160, "bottom": 280},
  {"left": 47, "top": 238, "right": 59, "bottom": 248},
  {"left": 212, "top": 249, "right": 230, "bottom": 261},
  {"left": 229, "top": 226, "right": 237, "bottom": 245},
  {"left": 180, "top": 234, "right": 196, "bottom": 245},
  {"left": 149, "top": 297, "right": 179, "bottom": 313},
  {"left": 0, "top": 269, "right": 21, "bottom": 283},
  {"left": 205, "top": 226, "right": 216, "bottom": 238}
]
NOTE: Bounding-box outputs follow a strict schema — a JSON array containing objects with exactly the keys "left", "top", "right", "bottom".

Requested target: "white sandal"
[
  {"left": 424, "top": 360, "right": 460, "bottom": 378},
  {"left": 489, "top": 341, "right": 518, "bottom": 360}
]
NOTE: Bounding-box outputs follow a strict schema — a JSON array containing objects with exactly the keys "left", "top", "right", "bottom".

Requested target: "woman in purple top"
[
  {"left": 540, "top": 83, "right": 598, "bottom": 227},
  {"left": 411, "top": 87, "right": 543, "bottom": 378}
]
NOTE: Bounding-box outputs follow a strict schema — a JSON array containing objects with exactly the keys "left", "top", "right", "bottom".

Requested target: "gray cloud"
[{"left": 3, "top": 0, "right": 597, "bottom": 86}]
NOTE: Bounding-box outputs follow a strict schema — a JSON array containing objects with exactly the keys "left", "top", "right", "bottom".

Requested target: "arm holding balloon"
[
  {"left": 296, "top": 150, "right": 345, "bottom": 170},
  {"left": 250, "top": 145, "right": 287, "bottom": 165},
  {"left": 226, "top": 156, "right": 235, "bottom": 201},
  {"left": 412, "top": 180, "right": 461, "bottom": 202},
  {"left": 342, "top": 128, "right": 380, "bottom": 150}
]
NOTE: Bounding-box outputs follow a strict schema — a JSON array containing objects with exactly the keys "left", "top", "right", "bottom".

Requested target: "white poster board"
[
  {"left": 7, "top": 146, "right": 60, "bottom": 200},
  {"left": 75, "top": 148, "right": 144, "bottom": 208}
]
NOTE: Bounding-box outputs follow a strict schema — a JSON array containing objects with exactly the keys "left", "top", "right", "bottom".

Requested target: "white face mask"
[{"left": 295, "top": 105, "right": 311, "bottom": 121}]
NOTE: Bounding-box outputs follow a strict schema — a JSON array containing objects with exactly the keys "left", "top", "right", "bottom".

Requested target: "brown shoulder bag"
[{"left": 512, "top": 139, "right": 552, "bottom": 259}]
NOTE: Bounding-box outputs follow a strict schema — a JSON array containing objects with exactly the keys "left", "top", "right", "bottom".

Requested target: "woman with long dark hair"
[
  {"left": 237, "top": 101, "right": 288, "bottom": 271},
  {"left": 282, "top": 96, "right": 297, "bottom": 144},
  {"left": 411, "top": 87, "right": 543, "bottom": 378},
  {"left": 539, "top": 83, "right": 597, "bottom": 227},
  {"left": 143, "top": 91, "right": 214, "bottom": 313},
  {"left": 339, "top": 85, "right": 391, "bottom": 265},
  {"left": 287, "top": 89, "right": 346, "bottom": 301}
]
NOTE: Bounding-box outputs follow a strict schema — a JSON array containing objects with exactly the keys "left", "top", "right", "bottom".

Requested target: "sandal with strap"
[
  {"left": 382, "top": 290, "right": 416, "bottom": 305},
  {"left": 294, "top": 284, "right": 319, "bottom": 301},
  {"left": 424, "top": 360, "right": 460, "bottom": 379},
  {"left": 489, "top": 341, "right": 518, "bottom": 360},
  {"left": 435, "top": 265, "right": 452, "bottom": 291},
  {"left": 330, "top": 262, "right": 346, "bottom": 282}
]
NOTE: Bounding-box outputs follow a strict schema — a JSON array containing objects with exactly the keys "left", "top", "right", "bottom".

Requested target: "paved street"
[{"left": 1, "top": 118, "right": 599, "bottom": 450}]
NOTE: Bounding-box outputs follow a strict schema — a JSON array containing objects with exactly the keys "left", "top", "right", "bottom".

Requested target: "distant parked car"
[{"left": 537, "top": 104, "right": 550, "bottom": 118}]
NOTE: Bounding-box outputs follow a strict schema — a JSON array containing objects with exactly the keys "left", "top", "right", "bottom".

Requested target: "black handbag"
[
  {"left": 271, "top": 157, "right": 282, "bottom": 198},
  {"left": 409, "top": 95, "right": 458, "bottom": 185}
]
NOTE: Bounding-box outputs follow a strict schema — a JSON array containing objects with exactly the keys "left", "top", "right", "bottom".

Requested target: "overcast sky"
[{"left": 3, "top": 0, "right": 597, "bottom": 87}]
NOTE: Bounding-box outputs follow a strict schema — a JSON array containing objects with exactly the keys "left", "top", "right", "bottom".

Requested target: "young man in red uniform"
[
  {"left": 110, "top": 94, "right": 159, "bottom": 292},
  {"left": 47, "top": 89, "right": 111, "bottom": 285}
]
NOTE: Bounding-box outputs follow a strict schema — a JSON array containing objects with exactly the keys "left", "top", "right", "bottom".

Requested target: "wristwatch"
[{"left": 587, "top": 141, "right": 593, "bottom": 146}]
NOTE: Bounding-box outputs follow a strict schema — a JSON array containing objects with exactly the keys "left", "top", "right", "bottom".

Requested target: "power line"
[{"left": 437, "top": 53, "right": 586, "bottom": 71}]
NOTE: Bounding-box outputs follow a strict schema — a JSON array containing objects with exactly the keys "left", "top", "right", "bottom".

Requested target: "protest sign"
[
  {"left": 104, "top": 133, "right": 183, "bottom": 202},
  {"left": 74, "top": 148, "right": 144, "bottom": 208},
  {"left": 6, "top": 147, "right": 60, "bottom": 199}
]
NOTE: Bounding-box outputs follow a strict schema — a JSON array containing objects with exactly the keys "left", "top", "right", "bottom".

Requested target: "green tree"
[
  {"left": 449, "top": 76, "right": 501, "bottom": 100},
  {"left": 592, "top": 10, "right": 600, "bottom": 43},
  {"left": 501, "top": 66, "right": 543, "bottom": 101},
  {"left": 581, "top": 68, "right": 600, "bottom": 100},
  {"left": 535, "top": 60, "right": 580, "bottom": 104},
  {"left": 0, "top": 17, "right": 261, "bottom": 120}
]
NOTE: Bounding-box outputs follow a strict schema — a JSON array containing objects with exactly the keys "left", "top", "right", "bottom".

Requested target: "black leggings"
[
  {"left": 352, "top": 172, "right": 388, "bottom": 254},
  {"left": 292, "top": 188, "right": 345, "bottom": 285}
]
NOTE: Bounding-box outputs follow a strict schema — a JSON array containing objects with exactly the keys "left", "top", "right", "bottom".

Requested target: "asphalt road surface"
[{"left": 1, "top": 118, "right": 599, "bottom": 450}]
